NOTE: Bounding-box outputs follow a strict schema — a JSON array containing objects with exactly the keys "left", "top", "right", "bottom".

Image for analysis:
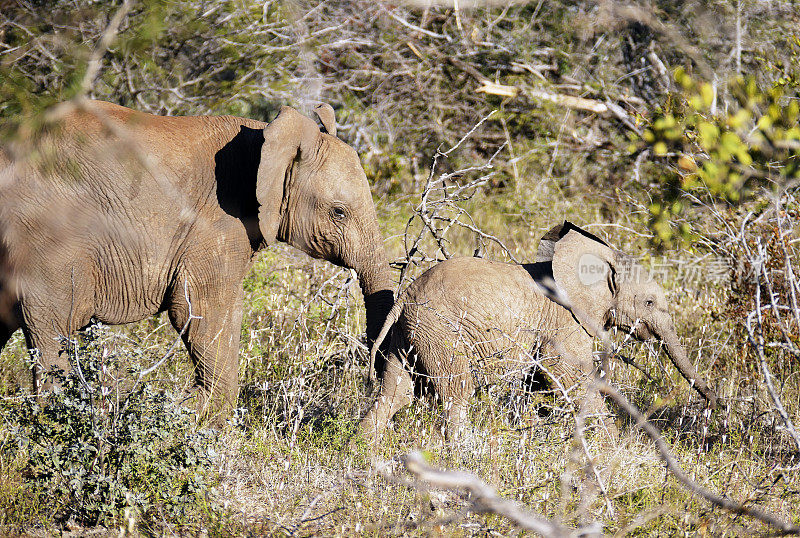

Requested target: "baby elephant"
[{"left": 360, "top": 222, "right": 718, "bottom": 442}]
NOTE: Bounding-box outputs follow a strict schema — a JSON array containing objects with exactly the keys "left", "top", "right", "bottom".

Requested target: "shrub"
[
  {"left": 637, "top": 59, "right": 800, "bottom": 245},
  {"left": 0, "top": 324, "right": 216, "bottom": 529}
]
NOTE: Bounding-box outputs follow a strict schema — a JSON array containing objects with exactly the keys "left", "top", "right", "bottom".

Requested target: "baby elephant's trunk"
[{"left": 661, "top": 328, "right": 718, "bottom": 408}]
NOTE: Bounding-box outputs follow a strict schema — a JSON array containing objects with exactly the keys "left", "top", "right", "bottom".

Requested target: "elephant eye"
[{"left": 330, "top": 205, "right": 347, "bottom": 221}]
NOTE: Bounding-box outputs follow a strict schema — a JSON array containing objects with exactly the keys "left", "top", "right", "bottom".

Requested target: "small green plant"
[
  {"left": 0, "top": 324, "right": 216, "bottom": 529},
  {"left": 636, "top": 43, "right": 800, "bottom": 245}
]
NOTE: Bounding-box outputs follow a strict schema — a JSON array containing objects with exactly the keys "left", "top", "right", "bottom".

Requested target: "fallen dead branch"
[
  {"left": 525, "top": 88, "right": 608, "bottom": 114},
  {"left": 402, "top": 451, "right": 596, "bottom": 537},
  {"left": 447, "top": 54, "right": 641, "bottom": 133}
]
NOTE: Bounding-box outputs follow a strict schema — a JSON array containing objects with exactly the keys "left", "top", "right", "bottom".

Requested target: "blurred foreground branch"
[
  {"left": 399, "top": 377, "right": 799, "bottom": 536},
  {"left": 559, "top": 278, "right": 798, "bottom": 534},
  {"left": 43, "top": 0, "right": 133, "bottom": 123},
  {"left": 402, "top": 451, "right": 593, "bottom": 537}
]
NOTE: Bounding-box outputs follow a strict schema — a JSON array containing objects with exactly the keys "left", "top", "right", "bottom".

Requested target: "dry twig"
[{"left": 598, "top": 380, "right": 800, "bottom": 534}]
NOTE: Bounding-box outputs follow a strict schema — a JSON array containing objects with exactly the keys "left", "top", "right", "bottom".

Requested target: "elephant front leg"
[
  {"left": 548, "top": 339, "right": 619, "bottom": 440},
  {"left": 25, "top": 326, "right": 70, "bottom": 393},
  {"left": 168, "top": 284, "right": 243, "bottom": 423},
  {"left": 359, "top": 352, "right": 414, "bottom": 444},
  {"left": 580, "top": 378, "right": 619, "bottom": 440},
  {"left": 20, "top": 299, "right": 87, "bottom": 393}
]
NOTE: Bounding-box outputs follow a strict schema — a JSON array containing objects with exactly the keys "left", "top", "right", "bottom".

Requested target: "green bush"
[
  {"left": 0, "top": 324, "right": 216, "bottom": 528},
  {"left": 637, "top": 55, "right": 800, "bottom": 245}
]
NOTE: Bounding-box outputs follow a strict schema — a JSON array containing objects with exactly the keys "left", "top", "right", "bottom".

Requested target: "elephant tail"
[{"left": 368, "top": 296, "right": 405, "bottom": 385}]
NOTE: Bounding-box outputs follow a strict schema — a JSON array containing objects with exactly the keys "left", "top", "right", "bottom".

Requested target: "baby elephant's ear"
[
  {"left": 536, "top": 222, "right": 567, "bottom": 262},
  {"left": 551, "top": 226, "right": 617, "bottom": 336},
  {"left": 314, "top": 103, "right": 336, "bottom": 137}
]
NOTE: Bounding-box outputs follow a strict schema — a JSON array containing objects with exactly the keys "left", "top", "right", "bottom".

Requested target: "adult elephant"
[{"left": 0, "top": 100, "right": 394, "bottom": 417}]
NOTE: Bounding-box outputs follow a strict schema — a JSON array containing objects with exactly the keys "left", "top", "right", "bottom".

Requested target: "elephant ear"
[
  {"left": 256, "top": 106, "right": 319, "bottom": 246},
  {"left": 549, "top": 222, "right": 617, "bottom": 337},
  {"left": 313, "top": 103, "right": 337, "bottom": 137},
  {"left": 535, "top": 222, "right": 565, "bottom": 262}
]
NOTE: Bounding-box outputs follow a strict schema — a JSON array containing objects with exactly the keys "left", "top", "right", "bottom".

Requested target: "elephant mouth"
[
  {"left": 609, "top": 317, "right": 655, "bottom": 341},
  {"left": 327, "top": 254, "right": 347, "bottom": 268},
  {"left": 635, "top": 323, "right": 656, "bottom": 341}
]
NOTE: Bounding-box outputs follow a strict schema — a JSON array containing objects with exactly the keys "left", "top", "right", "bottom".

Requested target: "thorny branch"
[
  {"left": 734, "top": 194, "right": 800, "bottom": 462},
  {"left": 117, "top": 279, "right": 202, "bottom": 418},
  {"left": 745, "top": 253, "right": 800, "bottom": 457},
  {"left": 396, "top": 111, "right": 520, "bottom": 292},
  {"left": 137, "top": 280, "right": 201, "bottom": 379}
]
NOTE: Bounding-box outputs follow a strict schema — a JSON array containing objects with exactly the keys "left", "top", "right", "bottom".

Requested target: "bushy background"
[{"left": 1, "top": 0, "right": 799, "bottom": 535}]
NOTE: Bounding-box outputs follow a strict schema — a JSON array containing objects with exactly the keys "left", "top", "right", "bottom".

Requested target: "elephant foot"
[
  {"left": 356, "top": 360, "right": 415, "bottom": 450},
  {"left": 584, "top": 407, "right": 620, "bottom": 446},
  {"left": 597, "top": 417, "right": 620, "bottom": 445},
  {"left": 347, "top": 422, "right": 379, "bottom": 453},
  {"left": 186, "top": 385, "right": 237, "bottom": 429},
  {"left": 357, "top": 403, "right": 391, "bottom": 450}
]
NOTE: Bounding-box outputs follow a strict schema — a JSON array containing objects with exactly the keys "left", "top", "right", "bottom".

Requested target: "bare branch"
[
  {"left": 598, "top": 380, "right": 800, "bottom": 534},
  {"left": 381, "top": 4, "right": 452, "bottom": 41},
  {"left": 746, "top": 288, "right": 800, "bottom": 455},
  {"left": 402, "top": 451, "right": 592, "bottom": 537}
]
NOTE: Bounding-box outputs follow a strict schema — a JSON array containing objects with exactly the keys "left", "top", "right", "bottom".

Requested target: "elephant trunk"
[
  {"left": 660, "top": 325, "right": 718, "bottom": 409},
  {"left": 354, "top": 246, "right": 395, "bottom": 349}
]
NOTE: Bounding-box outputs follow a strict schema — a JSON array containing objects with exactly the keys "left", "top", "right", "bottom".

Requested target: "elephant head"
[
  {"left": 256, "top": 104, "right": 393, "bottom": 343},
  {"left": 539, "top": 222, "right": 718, "bottom": 408}
]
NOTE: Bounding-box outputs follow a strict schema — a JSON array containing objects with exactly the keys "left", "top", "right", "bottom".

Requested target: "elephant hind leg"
[
  {"left": 580, "top": 384, "right": 619, "bottom": 440},
  {"left": 560, "top": 365, "right": 619, "bottom": 440},
  {"left": 359, "top": 352, "right": 414, "bottom": 444},
  {"left": 436, "top": 372, "right": 474, "bottom": 442}
]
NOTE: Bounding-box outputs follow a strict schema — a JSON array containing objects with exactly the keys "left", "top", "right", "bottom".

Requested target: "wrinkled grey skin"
[
  {"left": 361, "top": 222, "right": 717, "bottom": 442},
  {"left": 0, "top": 100, "right": 393, "bottom": 417}
]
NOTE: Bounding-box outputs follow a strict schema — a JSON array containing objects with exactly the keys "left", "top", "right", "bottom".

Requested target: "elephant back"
[{"left": 399, "top": 257, "right": 560, "bottom": 388}]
